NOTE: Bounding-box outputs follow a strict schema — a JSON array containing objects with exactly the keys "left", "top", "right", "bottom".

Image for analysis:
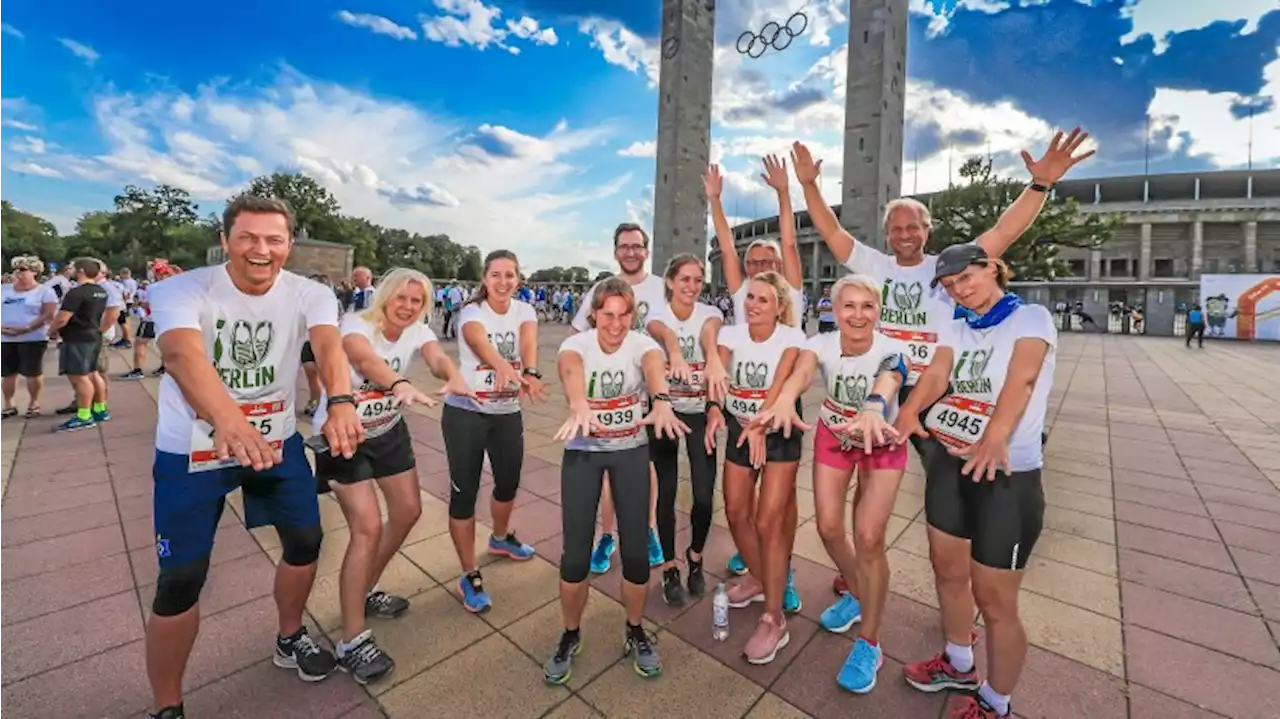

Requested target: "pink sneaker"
[
  {"left": 743, "top": 613, "right": 790, "bottom": 665},
  {"left": 725, "top": 576, "right": 764, "bottom": 608}
]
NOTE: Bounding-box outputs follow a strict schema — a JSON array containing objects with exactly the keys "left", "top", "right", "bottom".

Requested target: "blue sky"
[{"left": 2, "top": 0, "right": 1278, "bottom": 272}]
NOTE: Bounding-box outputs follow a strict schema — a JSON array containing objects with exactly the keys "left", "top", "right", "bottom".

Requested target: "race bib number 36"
[
  {"left": 727, "top": 387, "right": 767, "bottom": 423},
  {"left": 881, "top": 328, "right": 937, "bottom": 385},
  {"left": 924, "top": 395, "right": 993, "bottom": 451},
  {"left": 189, "top": 399, "right": 288, "bottom": 473},
  {"left": 590, "top": 393, "right": 642, "bottom": 439}
]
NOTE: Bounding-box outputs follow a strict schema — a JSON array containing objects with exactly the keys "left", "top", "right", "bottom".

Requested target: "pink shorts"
[{"left": 813, "top": 421, "right": 908, "bottom": 473}]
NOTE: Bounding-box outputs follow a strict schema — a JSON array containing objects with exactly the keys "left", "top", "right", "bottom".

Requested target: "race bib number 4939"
[
  {"left": 189, "top": 399, "right": 288, "bottom": 473},
  {"left": 924, "top": 395, "right": 993, "bottom": 451}
]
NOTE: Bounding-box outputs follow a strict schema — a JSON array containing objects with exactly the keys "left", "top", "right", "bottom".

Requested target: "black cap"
[{"left": 931, "top": 243, "right": 989, "bottom": 288}]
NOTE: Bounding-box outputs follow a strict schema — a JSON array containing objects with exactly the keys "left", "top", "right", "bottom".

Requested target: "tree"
[
  {"left": 245, "top": 172, "right": 342, "bottom": 239},
  {"left": 1, "top": 201, "right": 63, "bottom": 266},
  {"left": 925, "top": 157, "right": 1121, "bottom": 281},
  {"left": 110, "top": 184, "right": 203, "bottom": 271},
  {"left": 566, "top": 266, "right": 590, "bottom": 283},
  {"left": 593, "top": 270, "right": 614, "bottom": 282}
]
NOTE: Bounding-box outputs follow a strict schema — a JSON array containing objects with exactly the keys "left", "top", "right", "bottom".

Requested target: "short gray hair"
[
  {"left": 882, "top": 198, "right": 932, "bottom": 232},
  {"left": 830, "top": 274, "right": 882, "bottom": 308}
]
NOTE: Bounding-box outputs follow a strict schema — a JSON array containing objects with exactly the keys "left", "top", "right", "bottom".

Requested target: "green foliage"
[
  {"left": 924, "top": 157, "right": 1122, "bottom": 281},
  {"left": 1, "top": 200, "right": 63, "bottom": 266},
  {"left": 593, "top": 270, "right": 614, "bottom": 282},
  {"left": 528, "top": 266, "right": 591, "bottom": 283}
]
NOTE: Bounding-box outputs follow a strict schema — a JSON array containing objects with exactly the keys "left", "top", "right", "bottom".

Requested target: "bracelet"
[
  {"left": 326, "top": 394, "right": 356, "bottom": 408},
  {"left": 389, "top": 379, "right": 410, "bottom": 391},
  {"left": 1028, "top": 181, "right": 1052, "bottom": 192},
  {"left": 651, "top": 393, "right": 672, "bottom": 404}
]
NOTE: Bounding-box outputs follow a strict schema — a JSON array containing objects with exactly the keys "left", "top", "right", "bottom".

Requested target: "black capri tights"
[
  {"left": 441, "top": 404, "right": 524, "bottom": 520},
  {"left": 649, "top": 410, "right": 716, "bottom": 562},
  {"left": 560, "top": 445, "right": 652, "bottom": 586}
]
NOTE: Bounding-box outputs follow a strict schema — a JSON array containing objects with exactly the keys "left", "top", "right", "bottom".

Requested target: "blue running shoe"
[
  {"left": 54, "top": 416, "right": 96, "bottom": 432},
  {"left": 457, "top": 572, "right": 491, "bottom": 613},
  {"left": 489, "top": 531, "right": 536, "bottom": 561},
  {"left": 647, "top": 527, "right": 663, "bottom": 567},
  {"left": 783, "top": 567, "right": 802, "bottom": 614},
  {"left": 590, "top": 533, "right": 615, "bottom": 574},
  {"left": 820, "top": 593, "right": 863, "bottom": 633},
  {"left": 836, "top": 637, "right": 883, "bottom": 694},
  {"left": 727, "top": 552, "right": 748, "bottom": 576},
  {"left": 92, "top": 408, "right": 112, "bottom": 422}
]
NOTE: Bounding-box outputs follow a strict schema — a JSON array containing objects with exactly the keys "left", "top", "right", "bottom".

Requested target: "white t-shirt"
[
  {"left": 817, "top": 298, "right": 835, "bottom": 323},
  {"left": 448, "top": 299, "right": 537, "bottom": 415},
  {"left": 120, "top": 277, "right": 139, "bottom": 303},
  {"left": 844, "top": 247, "right": 955, "bottom": 386},
  {"left": 732, "top": 283, "right": 807, "bottom": 328},
  {"left": 927, "top": 303, "right": 1057, "bottom": 472},
  {"left": 150, "top": 265, "right": 339, "bottom": 461},
  {"left": 43, "top": 275, "right": 71, "bottom": 301},
  {"left": 102, "top": 280, "right": 127, "bottom": 343},
  {"left": 647, "top": 301, "right": 723, "bottom": 415},
  {"left": 804, "top": 331, "right": 908, "bottom": 438},
  {"left": 348, "top": 286, "right": 375, "bottom": 313},
  {"left": 558, "top": 330, "right": 661, "bottom": 452},
  {"left": 717, "top": 322, "right": 807, "bottom": 426},
  {"left": 446, "top": 287, "right": 464, "bottom": 308},
  {"left": 1, "top": 284, "right": 59, "bottom": 342},
  {"left": 572, "top": 274, "right": 667, "bottom": 333},
  {"left": 312, "top": 313, "right": 437, "bottom": 438}
]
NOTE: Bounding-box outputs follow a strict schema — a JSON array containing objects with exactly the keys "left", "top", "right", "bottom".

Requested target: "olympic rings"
[{"left": 736, "top": 11, "right": 809, "bottom": 58}]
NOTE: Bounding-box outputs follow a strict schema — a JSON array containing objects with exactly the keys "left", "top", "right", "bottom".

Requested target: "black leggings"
[
  {"left": 441, "top": 404, "right": 524, "bottom": 520},
  {"left": 649, "top": 411, "right": 715, "bottom": 561},
  {"left": 560, "top": 446, "right": 652, "bottom": 586}
]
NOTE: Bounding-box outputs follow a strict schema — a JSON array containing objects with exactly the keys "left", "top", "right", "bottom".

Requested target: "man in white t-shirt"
[
  {"left": 347, "top": 266, "right": 375, "bottom": 314},
  {"left": 572, "top": 223, "right": 667, "bottom": 335},
  {"left": 142, "top": 196, "right": 365, "bottom": 719}
]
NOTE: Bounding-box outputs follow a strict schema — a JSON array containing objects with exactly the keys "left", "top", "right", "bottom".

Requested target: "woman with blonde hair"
[
  {"left": 1, "top": 256, "right": 59, "bottom": 418},
  {"left": 713, "top": 271, "right": 807, "bottom": 665},
  {"left": 311, "top": 266, "right": 474, "bottom": 685}
]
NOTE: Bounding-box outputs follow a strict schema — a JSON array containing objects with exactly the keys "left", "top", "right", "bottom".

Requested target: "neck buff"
[{"left": 953, "top": 292, "right": 1023, "bottom": 329}]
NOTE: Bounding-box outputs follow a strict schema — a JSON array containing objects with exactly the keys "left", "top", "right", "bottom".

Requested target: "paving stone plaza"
[{"left": 3, "top": 327, "right": 1279, "bottom": 718}]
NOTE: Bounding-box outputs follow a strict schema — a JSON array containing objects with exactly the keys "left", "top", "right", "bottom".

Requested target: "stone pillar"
[
  {"left": 839, "top": 0, "right": 909, "bottom": 252},
  {"left": 652, "top": 0, "right": 716, "bottom": 272},
  {"left": 1090, "top": 249, "right": 1102, "bottom": 280},
  {"left": 1139, "top": 222, "right": 1152, "bottom": 281},
  {"left": 1244, "top": 220, "right": 1258, "bottom": 272},
  {"left": 1191, "top": 220, "right": 1203, "bottom": 278}
]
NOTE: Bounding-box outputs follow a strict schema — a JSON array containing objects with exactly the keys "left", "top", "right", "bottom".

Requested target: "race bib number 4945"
[
  {"left": 924, "top": 395, "right": 993, "bottom": 451},
  {"left": 189, "top": 399, "right": 288, "bottom": 473}
]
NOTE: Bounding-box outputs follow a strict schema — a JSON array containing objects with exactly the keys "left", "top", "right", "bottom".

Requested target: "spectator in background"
[{"left": 1186, "top": 304, "right": 1205, "bottom": 348}]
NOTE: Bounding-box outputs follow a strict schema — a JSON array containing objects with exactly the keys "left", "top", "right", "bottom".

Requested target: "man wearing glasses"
[{"left": 571, "top": 223, "right": 667, "bottom": 333}]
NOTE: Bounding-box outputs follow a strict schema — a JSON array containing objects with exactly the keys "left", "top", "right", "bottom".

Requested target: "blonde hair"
[
  {"left": 882, "top": 198, "right": 932, "bottom": 232},
  {"left": 586, "top": 276, "right": 636, "bottom": 329},
  {"left": 662, "top": 253, "right": 704, "bottom": 302},
  {"left": 991, "top": 258, "right": 1013, "bottom": 289},
  {"left": 830, "top": 273, "right": 882, "bottom": 309},
  {"left": 10, "top": 255, "right": 44, "bottom": 274},
  {"left": 744, "top": 239, "right": 782, "bottom": 261},
  {"left": 361, "top": 268, "right": 433, "bottom": 333},
  {"left": 748, "top": 271, "right": 797, "bottom": 327}
]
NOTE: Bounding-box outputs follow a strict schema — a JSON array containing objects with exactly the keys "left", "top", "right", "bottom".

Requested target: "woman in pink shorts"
[{"left": 751, "top": 274, "right": 908, "bottom": 694}]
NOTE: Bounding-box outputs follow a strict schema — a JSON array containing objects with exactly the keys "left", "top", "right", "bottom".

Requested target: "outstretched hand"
[
  {"left": 790, "top": 142, "right": 822, "bottom": 185},
  {"left": 1022, "top": 127, "right": 1095, "bottom": 186},
  {"left": 703, "top": 164, "right": 724, "bottom": 199},
  {"left": 760, "top": 154, "right": 789, "bottom": 191}
]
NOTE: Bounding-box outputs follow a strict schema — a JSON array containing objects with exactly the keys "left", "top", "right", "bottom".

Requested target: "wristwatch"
[
  {"left": 326, "top": 394, "right": 356, "bottom": 408},
  {"left": 651, "top": 393, "right": 672, "bottom": 404},
  {"left": 864, "top": 393, "right": 888, "bottom": 411},
  {"left": 1028, "top": 181, "right": 1052, "bottom": 192},
  {"left": 522, "top": 368, "right": 543, "bottom": 380}
]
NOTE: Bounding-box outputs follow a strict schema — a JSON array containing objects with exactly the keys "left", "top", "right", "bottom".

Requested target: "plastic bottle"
[{"left": 712, "top": 582, "right": 730, "bottom": 642}]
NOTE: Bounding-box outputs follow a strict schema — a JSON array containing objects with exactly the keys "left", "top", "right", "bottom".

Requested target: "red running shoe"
[
  {"left": 832, "top": 574, "right": 849, "bottom": 596},
  {"left": 902, "top": 651, "right": 980, "bottom": 693},
  {"left": 946, "top": 694, "right": 1003, "bottom": 718}
]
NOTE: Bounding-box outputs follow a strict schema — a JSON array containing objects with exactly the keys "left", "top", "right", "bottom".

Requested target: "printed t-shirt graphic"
[
  {"left": 925, "top": 304, "right": 1057, "bottom": 471},
  {"left": 149, "top": 266, "right": 339, "bottom": 472},
  {"left": 571, "top": 274, "right": 667, "bottom": 334},
  {"left": 716, "top": 323, "right": 807, "bottom": 427},
  {"left": 558, "top": 330, "right": 660, "bottom": 452},
  {"left": 648, "top": 301, "right": 724, "bottom": 415},
  {"left": 448, "top": 300, "right": 537, "bottom": 414},
  {"left": 843, "top": 247, "right": 955, "bottom": 386},
  {"left": 804, "top": 331, "right": 908, "bottom": 448}
]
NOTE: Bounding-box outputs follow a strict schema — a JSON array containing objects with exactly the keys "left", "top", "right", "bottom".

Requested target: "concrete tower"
[
  {"left": 652, "top": 0, "right": 717, "bottom": 273},
  {"left": 840, "top": 0, "right": 909, "bottom": 252}
]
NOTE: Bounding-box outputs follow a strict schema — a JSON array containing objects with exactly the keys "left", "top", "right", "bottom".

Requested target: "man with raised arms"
[{"left": 144, "top": 196, "right": 365, "bottom": 719}]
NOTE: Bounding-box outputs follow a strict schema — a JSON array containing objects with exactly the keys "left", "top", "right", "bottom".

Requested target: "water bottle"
[{"left": 712, "top": 582, "right": 730, "bottom": 642}]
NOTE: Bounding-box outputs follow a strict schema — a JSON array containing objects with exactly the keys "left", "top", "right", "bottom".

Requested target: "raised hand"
[
  {"left": 554, "top": 402, "right": 599, "bottom": 442},
  {"left": 704, "top": 406, "right": 725, "bottom": 454},
  {"left": 790, "top": 141, "right": 822, "bottom": 185},
  {"left": 949, "top": 433, "right": 1012, "bottom": 482},
  {"left": 638, "top": 401, "right": 691, "bottom": 441},
  {"left": 703, "top": 165, "right": 724, "bottom": 199},
  {"left": 1021, "top": 127, "right": 1096, "bottom": 186},
  {"left": 760, "top": 154, "right": 789, "bottom": 192},
  {"left": 434, "top": 376, "right": 477, "bottom": 403}
]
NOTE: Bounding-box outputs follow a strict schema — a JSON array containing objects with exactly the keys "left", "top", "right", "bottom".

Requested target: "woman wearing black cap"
[{"left": 892, "top": 243, "right": 1057, "bottom": 719}]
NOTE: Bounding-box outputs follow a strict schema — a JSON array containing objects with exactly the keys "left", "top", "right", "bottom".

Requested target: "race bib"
[
  {"left": 819, "top": 397, "right": 866, "bottom": 449},
  {"left": 189, "top": 398, "right": 288, "bottom": 473},
  {"left": 668, "top": 361, "right": 705, "bottom": 399},
  {"left": 924, "top": 395, "right": 993, "bottom": 451},
  {"left": 589, "top": 392, "right": 642, "bottom": 440},
  {"left": 727, "top": 386, "right": 767, "bottom": 423},
  {"left": 473, "top": 360, "right": 523, "bottom": 403},
  {"left": 881, "top": 328, "right": 937, "bottom": 385},
  {"left": 355, "top": 387, "right": 401, "bottom": 437}
]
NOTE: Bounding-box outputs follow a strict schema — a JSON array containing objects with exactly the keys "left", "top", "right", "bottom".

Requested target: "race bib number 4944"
[
  {"left": 355, "top": 388, "right": 401, "bottom": 436},
  {"left": 189, "top": 399, "right": 288, "bottom": 473},
  {"left": 924, "top": 395, "right": 993, "bottom": 451},
  {"left": 881, "top": 328, "right": 937, "bottom": 384},
  {"left": 727, "top": 387, "right": 767, "bottom": 423}
]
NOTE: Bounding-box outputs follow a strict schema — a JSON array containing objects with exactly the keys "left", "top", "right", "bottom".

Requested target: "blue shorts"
[{"left": 152, "top": 433, "right": 321, "bottom": 569}]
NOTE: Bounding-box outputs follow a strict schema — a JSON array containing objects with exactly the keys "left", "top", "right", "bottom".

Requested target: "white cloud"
[
  {"left": 1, "top": 23, "right": 23, "bottom": 39},
  {"left": 2, "top": 119, "right": 39, "bottom": 131},
  {"left": 578, "top": 18, "right": 660, "bottom": 86},
  {"left": 335, "top": 10, "right": 418, "bottom": 41},
  {"left": 10, "top": 135, "right": 48, "bottom": 154},
  {"left": 10, "top": 162, "right": 62, "bottom": 178},
  {"left": 617, "top": 140, "right": 656, "bottom": 158},
  {"left": 1122, "top": 0, "right": 1276, "bottom": 54},
  {"left": 419, "top": 0, "right": 557, "bottom": 54},
  {"left": 1148, "top": 57, "right": 1280, "bottom": 169},
  {"left": 57, "top": 37, "right": 100, "bottom": 65},
  {"left": 2, "top": 98, "right": 41, "bottom": 131}
]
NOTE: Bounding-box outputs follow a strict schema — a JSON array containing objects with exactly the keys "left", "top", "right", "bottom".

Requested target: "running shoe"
[
  {"left": 55, "top": 402, "right": 77, "bottom": 416},
  {"left": 647, "top": 527, "right": 663, "bottom": 567},
  {"left": 743, "top": 613, "right": 789, "bottom": 665},
  {"left": 489, "top": 531, "right": 536, "bottom": 560},
  {"left": 273, "top": 626, "right": 337, "bottom": 682},
  {"left": 727, "top": 552, "right": 748, "bottom": 576},
  {"left": 590, "top": 533, "right": 615, "bottom": 574},
  {"left": 457, "top": 572, "right": 492, "bottom": 613},
  {"left": 902, "top": 651, "right": 980, "bottom": 693},
  {"left": 836, "top": 637, "right": 884, "bottom": 694},
  {"left": 1, "top": 408, "right": 16, "bottom": 419},
  {"left": 92, "top": 408, "right": 112, "bottom": 423},
  {"left": 685, "top": 548, "right": 707, "bottom": 597},
  {"left": 833, "top": 574, "right": 850, "bottom": 596},
  {"left": 661, "top": 567, "right": 685, "bottom": 606},
  {"left": 119, "top": 369, "right": 145, "bottom": 380},
  {"left": 150, "top": 705, "right": 185, "bottom": 719},
  {"left": 54, "top": 416, "right": 95, "bottom": 432},
  {"left": 946, "top": 694, "right": 1004, "bottom": 718},
  {"left": 151, "top": 366, "right": 166, "bottom": 376},
  {"left": 336, "top": 630, "right": 395, "bottom": 685},
  {"left": 544, "top": 630, "right": 581, "bottom": 685},
  {"left": 783, "top": 567, "right": 802, "bottom": 614},
  {"left": 726, "top": 576, "right": 765, "bottom": 608},
  {"left": 820, "top": 593, "right": 863, "bottom": 634},
  {"left": 623, "top": 624, "right": 662, "bottom": 678},
  {"left": 365, "top": 590, "right": 410, "bottom": 619}
]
